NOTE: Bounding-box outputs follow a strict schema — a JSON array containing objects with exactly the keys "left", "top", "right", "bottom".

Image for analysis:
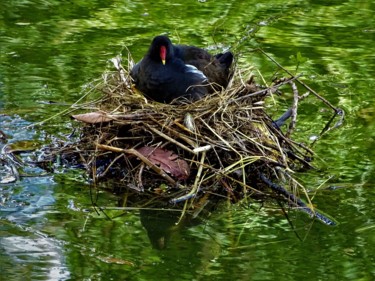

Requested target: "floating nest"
[{"left": 38, "top": 52, "right": 343, "bottom": 226}]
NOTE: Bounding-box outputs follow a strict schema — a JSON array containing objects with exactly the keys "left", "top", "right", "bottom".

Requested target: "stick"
[
  {"left": 286, "top": 81, "right": 299, "bottom": 137},
  {"left": 259, "top": 172, "right": 336, "bottom": 226},
  {"left": 144, "top": 123, "right": 196, "bottom": 155},
  {"left": 170, "top": 149, "right": 208, "bottom": 205},
  {"left": 231, "top": 75, "right": 303, "bottom": 103},
  {"left": 148, "top": 115, "right": 198, "bottom": 148},
  {"left": 258, "top": 49, "right": 339, "bottom": 113}
]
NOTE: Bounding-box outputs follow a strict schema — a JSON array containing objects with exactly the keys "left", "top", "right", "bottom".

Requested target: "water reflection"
[
  {"left": 1, "top": 0, "right": 375, "bottom": 280},
  {"left": 1, "top": 229, "right": 70, "bottom": 280},
  {"left": 139, "top": 206, "right": 214, "bottom": 250},
  {"left": 140, "top": 209, "right": 183, "bottom": 250}
]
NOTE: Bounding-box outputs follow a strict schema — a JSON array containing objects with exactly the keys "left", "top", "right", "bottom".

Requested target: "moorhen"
[{"left": 130, "top": 35, "right": 233, "bottom": 103}]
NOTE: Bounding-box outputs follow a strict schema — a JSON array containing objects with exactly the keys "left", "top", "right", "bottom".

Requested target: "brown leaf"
[
  {"left": 97, "top": 255, "right": 135, "bottom": 266},
  {"left": 71, "top": 112, "right": 113, "bottom": 124},
  {"left": 136, "top": 146, "right": 190, "bottom": 180}
]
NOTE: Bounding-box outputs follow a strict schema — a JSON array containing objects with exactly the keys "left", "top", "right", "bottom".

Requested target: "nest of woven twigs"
[{"left": 38, "top": 53, "right": 341, "bottom": 225}]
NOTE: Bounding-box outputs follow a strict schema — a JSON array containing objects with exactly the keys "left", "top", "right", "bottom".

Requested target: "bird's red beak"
[{"left": 160, "top": 45, "right": 166, "bottom": 65}]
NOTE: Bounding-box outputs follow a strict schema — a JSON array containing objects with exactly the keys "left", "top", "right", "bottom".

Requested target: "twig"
[
  {"left": 200, "top": 118, "right": 239, "bottom": 156},
  {"left": 286, "top": 81, "right": 299, "bottom": 137},
  {"left": 320, "top": 109, "right": 345, "bottom": 135},
  {"left": 258, "top": 48, "right": 339, "bottom": 113},
  {"left": 259, "top": 172, "right": 336, "bottom": 226},
  {"left": 96, "top": 153, "right": 124, "bottom": 179},
  {"left": 310, "top": 109, "right": 345, "bottom": 146},
  {"left": 148, "top": 115, "right": 198, "bottom": 148},
  {"left": 170, "top": 149, "right": 208, "bottom": 205},
  {"left": 144, "top": 123, "right": 196, "bottom": 154},
  {"left": 137, "top": 163, "right": 145, "bottom": 192},
  {"left": 231, "top": 74, "right": 303, "bottom": 103},
  {"left": 28, "top": 78, "right": 104, "bottom": 127}
]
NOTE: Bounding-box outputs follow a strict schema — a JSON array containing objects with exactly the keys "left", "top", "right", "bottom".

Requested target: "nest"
[{"left": 41, "top": 53, "right": 341, "bottom": 226}]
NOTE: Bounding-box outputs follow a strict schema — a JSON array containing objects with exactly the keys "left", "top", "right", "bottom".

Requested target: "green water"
[{"left": 1, "top": 0, "right": 374, "bottom": 280}]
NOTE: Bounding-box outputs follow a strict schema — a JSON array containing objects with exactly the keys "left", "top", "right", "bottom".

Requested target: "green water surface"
[{"left": 1, "top": 1, "right": 375, "bottom": 280}]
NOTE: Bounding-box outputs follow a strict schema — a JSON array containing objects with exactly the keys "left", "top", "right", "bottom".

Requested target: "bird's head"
[{"left": 149, "top": 35, "right": 173, "bottom": 65}]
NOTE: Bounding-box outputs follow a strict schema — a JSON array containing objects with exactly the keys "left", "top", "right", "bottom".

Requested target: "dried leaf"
[
  {"left": 136, "top": 146, "right": 190, "bottom": 180},
  {"left": 71, "top": 112, "right": 113, "bottom": 124},
  {"left": 97, "top": 255, "right": 135, "bottom": 266}
]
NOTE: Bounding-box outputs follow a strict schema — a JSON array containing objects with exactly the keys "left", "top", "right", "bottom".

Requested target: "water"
[{"left": 1, "top": 0, "right": 375, "bottom": 280}]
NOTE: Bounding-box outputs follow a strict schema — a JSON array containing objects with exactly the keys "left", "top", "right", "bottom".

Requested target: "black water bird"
[{"left": 130, "top": 35, "right": 233, "bottom": 103}]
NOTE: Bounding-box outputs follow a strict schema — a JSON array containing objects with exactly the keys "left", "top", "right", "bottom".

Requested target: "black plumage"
[{"left": 131, "top": 35, "right": 233, "bottom": 103}]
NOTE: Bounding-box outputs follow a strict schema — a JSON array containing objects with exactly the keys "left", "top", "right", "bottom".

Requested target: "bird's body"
[
  {"left": 130, "top": 36, "right": 233, "bottom": 103},
  {"left": 174, "top": 45, "right": 233, "bottom": 91}
]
